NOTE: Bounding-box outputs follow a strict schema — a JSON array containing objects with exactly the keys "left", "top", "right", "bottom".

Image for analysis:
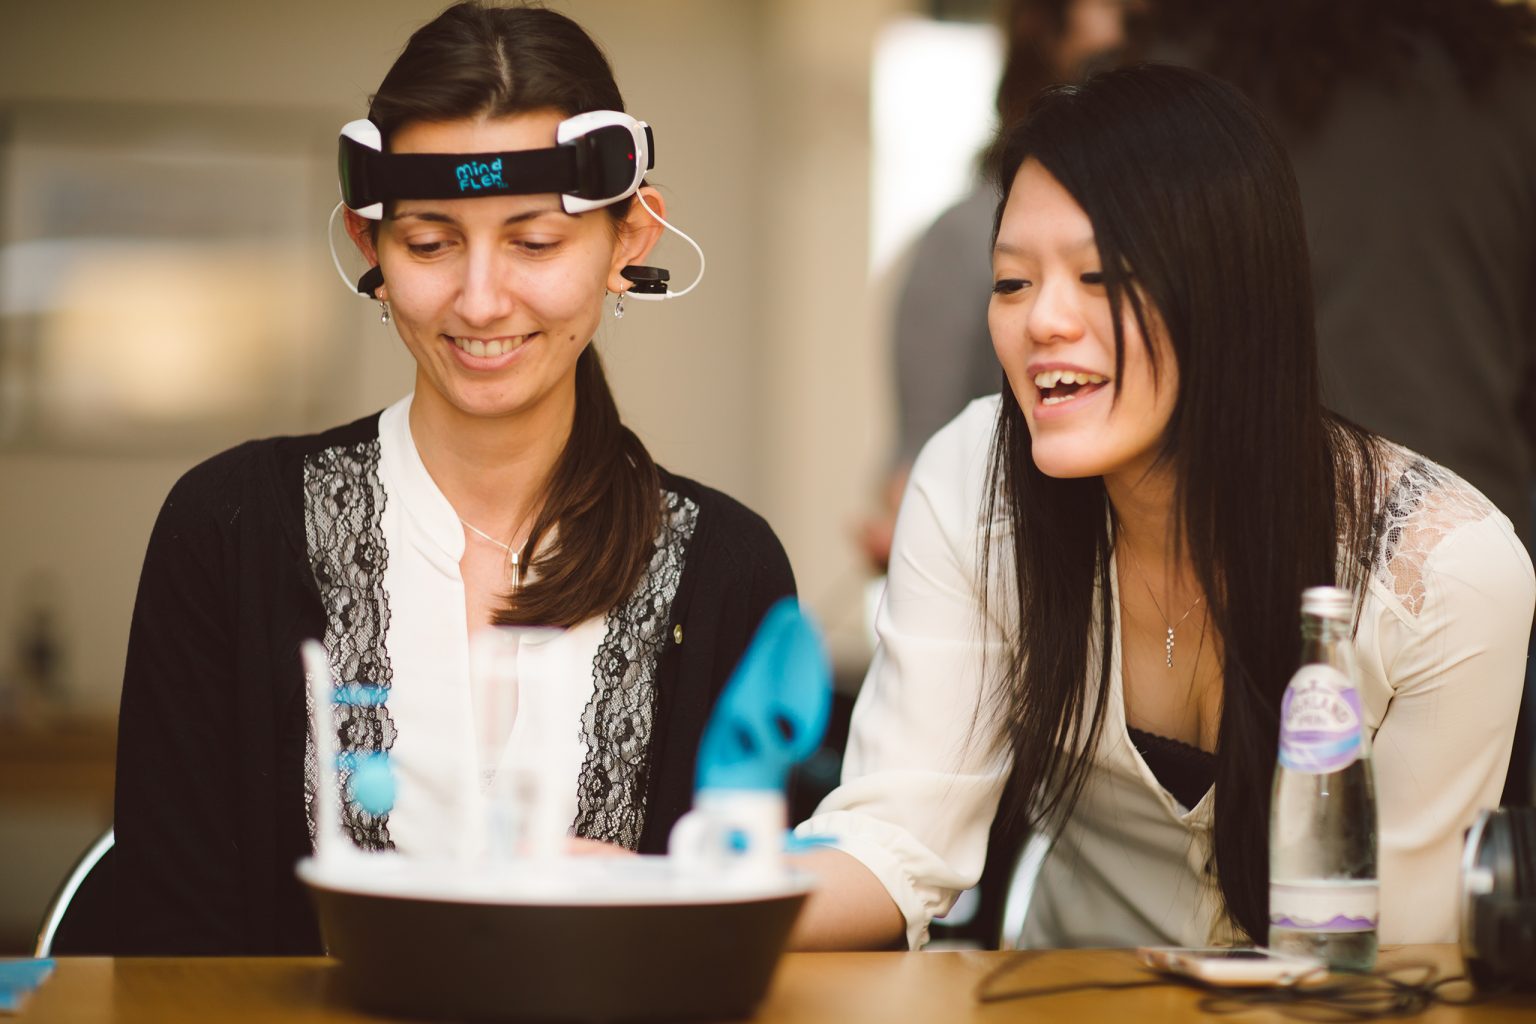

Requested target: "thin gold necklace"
[{"left": 1121, "top": 547, "right": 1204, "bottom": 669}]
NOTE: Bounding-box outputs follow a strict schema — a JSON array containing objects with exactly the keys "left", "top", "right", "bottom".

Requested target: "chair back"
[{"left": 34, "top": 828, "right": 115, "bottom": 957}]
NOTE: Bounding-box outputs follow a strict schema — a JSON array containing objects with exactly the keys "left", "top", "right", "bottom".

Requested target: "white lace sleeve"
[
  {"left": 1364, "top": 452, "right": 1534, "bottom": 943},
  {"left": 794, "top": 397, "right": 1011, "bottom": 950}
]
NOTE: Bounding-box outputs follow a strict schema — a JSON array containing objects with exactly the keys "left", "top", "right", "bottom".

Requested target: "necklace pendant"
[{"left": 1165, "top": 627, "right": 1175, "bottom": 669}]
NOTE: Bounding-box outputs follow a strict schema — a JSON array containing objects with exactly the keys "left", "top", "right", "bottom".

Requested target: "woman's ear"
[
  {"left": 343, "top": 209, "right": 387, "bottom": 299},
  {"left": 606, "top": 186, "right": 666, "bottom": 294}
]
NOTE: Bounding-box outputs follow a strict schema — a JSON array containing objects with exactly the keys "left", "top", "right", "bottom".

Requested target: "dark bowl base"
[{"left": 311, "top": 887, "right": 808, "bottom": 1023}]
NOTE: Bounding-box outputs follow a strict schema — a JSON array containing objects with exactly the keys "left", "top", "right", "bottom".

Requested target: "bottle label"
[
  {"left": 1270, "top": 880, "right": 1378, "bottom": 932},
  {"left": 1278, "top": 665, "right": 1362, "bottom": 774}
]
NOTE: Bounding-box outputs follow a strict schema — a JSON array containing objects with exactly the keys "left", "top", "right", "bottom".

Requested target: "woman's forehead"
[
  {"left": 389, "top": 196, "right": 570, "bottom": 227},
  {"left": 997, "top": 162, "right": 1097, "bottom": 258},
  {"left": 389, "top": 109, "right": 566, "bottom": 156}
]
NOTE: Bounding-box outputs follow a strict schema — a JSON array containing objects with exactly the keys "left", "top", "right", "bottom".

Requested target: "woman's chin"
[{"left": 1029, "top": 446, "right": 1113, "bottom": 480}]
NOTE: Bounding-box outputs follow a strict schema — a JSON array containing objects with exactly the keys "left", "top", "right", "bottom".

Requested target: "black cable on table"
[{"left": 974, "top": 953, "right": 1491, "bottom": 1022}]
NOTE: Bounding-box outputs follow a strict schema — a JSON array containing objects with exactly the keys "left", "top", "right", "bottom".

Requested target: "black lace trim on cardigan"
[
  {"left": 572, "top": 490, "right": 699, "bottom": 849},
  {"left": 301, "top": 438, "right": 397, "bottom": 852}
]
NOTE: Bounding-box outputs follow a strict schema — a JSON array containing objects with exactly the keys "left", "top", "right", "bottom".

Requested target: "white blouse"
[
  {"left": 375, "top": 394, "right": 604, "bottom": 861},
  {"left": 797, "top": 396, "right": 1534, "bottom": 949}
]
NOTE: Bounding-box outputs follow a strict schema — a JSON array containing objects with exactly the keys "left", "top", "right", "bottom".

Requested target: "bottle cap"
[{"left": 1300, "top": 585, "right": 1353, "bottom": 621}]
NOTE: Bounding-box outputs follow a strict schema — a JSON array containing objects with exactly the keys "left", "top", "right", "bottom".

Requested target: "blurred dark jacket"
[
  {"left": 1147, "top": 25, "right": 1536, "bottom": 544},
  {"left": 1290, "top": 41, "right": 1536, "bottom": 544}
]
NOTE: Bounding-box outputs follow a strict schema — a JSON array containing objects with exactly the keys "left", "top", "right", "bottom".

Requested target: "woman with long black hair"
[
  {"left": 791, "top": 63, "right": 1532, "bottom": 950},
  {"left": 114, "top": 2, "right": 793, "bottom": 955}
]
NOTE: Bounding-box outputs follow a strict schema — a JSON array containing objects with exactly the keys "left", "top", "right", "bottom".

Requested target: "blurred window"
[{"left": 869, "top": 17, "right": 1002, "bottom": 277}]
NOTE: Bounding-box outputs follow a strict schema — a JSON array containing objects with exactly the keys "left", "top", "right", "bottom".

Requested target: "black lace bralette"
[{"left": 1127, "top": 727, "right": 1216, "bottom": 811}]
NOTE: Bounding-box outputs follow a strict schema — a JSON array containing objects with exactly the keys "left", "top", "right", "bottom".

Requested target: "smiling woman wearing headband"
[{"left": 113, "top": 1, "right": 792, "bottom": 955}]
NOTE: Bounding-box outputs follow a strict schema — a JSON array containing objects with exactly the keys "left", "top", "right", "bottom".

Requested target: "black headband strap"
[
  {"left": 342, "top": 135, "right": 583, "bottom": 210},
  {"left": 368, "top": 145, "right": 579, "bottom": 202}
]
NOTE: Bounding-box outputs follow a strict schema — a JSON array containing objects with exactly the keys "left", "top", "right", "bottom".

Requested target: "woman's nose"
[
  {"left": 452, "top": 249, "right": 516, "bottom": 327},
  {"left": 1025, "top": 279, "right": 1086, "bottom": 346}
]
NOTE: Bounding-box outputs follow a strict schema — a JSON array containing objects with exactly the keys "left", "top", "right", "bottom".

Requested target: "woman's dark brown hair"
[{"left": 368, "top": 1, "right": 659, "bottom": 627}]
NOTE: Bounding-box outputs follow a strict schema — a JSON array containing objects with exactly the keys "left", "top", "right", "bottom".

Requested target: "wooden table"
[{"left": 13, "top": 946, "right": 1536, "bottom": 1023}]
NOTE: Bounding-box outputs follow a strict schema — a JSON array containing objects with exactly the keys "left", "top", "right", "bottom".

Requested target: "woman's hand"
[{"left": 563, "top": 837, "right": 636, "bottom": 857}]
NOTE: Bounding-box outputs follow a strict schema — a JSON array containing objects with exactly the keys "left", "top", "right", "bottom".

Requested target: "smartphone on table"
[{"left": 1136, "top": 946, "right": 1328, "bottom": 987}]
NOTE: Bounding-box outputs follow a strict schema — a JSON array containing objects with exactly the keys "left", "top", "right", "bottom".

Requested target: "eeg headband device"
[{"left": 332, "top": 109, "right": 701, "bottom": 302}]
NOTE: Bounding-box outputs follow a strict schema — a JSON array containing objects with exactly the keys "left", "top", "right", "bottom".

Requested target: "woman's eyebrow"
[
  {"left": 392, "top": 205, "right": 564, "bottom": 226},
  {"left": 392, "top": 210, "right": 456, "bottom": 225},
  {"left": 502, "top": 204, "right": 565, "bottom": 225},
  {"left": 993, "top": 235, "right": 1098, "bottom": 258}
]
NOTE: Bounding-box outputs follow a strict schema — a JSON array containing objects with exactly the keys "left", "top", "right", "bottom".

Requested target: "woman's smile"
[
  {"left": 448, "top": 333, "right": 538, "bottom": 359},
  {"left": 444, "top": 332, "right": 542, "bottom": 371},
  {"left": 1029, "top": 363, "right": 1112, "bottom": 414}
]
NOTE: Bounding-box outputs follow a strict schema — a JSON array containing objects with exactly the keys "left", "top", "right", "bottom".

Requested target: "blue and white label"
[{"left": 1279, "top": 665, "right": 1362, "bottom": 774}]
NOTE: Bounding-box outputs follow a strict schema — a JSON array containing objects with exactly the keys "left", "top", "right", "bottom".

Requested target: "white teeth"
[
  {"left": 453, "top": 336, "right": 529, "bottom": 357},
  {"left": 1032, "top": 369, "right": 1108, "bottom": 388}
]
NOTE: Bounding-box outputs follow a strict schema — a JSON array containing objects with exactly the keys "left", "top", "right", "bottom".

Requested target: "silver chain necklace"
[
  {"left": 1122, "top": 548, "right": 1205, "bottom": 669},
  {"left": 460, "top": 518, "right": 524, "bottom": 588}
]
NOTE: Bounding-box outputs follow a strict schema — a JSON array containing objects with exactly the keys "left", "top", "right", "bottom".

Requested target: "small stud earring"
[
  {"left": 379, "top": 300, "right": 391, "bottom": 325},
  {"left": 613, "top": 290, "right": 626, "bottom": 320}
]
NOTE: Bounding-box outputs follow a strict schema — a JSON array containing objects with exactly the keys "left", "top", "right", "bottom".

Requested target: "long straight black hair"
[
  {"left": 979, "top": 63, "right": 1382, "bottom": 941},
  {"left": 367, "top": 2, "right": 660, "bottom": 628}
]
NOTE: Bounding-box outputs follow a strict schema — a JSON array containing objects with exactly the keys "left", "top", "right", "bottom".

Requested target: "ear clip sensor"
[
  {"left": 356, "top": 265, "right": 385, "bottom": 297},
  {"left": 621, "top": 266, "right": 670, "bottom": 295},
  {"left": 616, "top": 189, "right": 705, "bottom": 303}
]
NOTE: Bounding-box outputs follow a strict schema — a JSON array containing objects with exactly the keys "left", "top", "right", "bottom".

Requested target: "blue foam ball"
[{"left": 348, "top": 753, "right": 396, "bottom": 816}]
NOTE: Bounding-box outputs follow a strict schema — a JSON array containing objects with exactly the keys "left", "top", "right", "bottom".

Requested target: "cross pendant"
[{"left": 1164, "top": 627, "right": 1175, "bottom": 669}]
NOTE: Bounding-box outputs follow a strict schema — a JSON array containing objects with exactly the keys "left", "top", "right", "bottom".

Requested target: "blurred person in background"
[
  {"left": 860, "top": 0, "right": 1133, "bottom": 571},
  {"left": 1140, "top": 0, "right": 1536, "bottom": 802},
  {"left": 113, "top": 1, "right": 793, "bottom": 955}
]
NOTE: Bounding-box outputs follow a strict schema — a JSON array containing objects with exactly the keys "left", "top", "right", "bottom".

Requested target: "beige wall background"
[{"left": 0, "top": 0, "right": 920, "bottom": 941}]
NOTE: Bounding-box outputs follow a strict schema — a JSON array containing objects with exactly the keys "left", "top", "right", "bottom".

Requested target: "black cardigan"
[{"left": 113, "top": 413, "right": 795, "bottom": 954}]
